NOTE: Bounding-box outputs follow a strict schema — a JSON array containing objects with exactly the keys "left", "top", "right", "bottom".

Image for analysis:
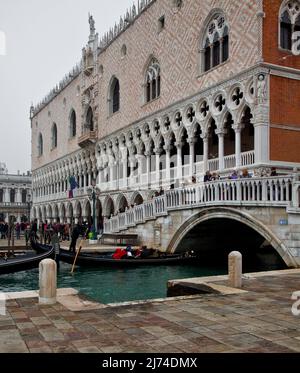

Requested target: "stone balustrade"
[{"left": 104, "top": 175, "right": 296, "bottom": 234}]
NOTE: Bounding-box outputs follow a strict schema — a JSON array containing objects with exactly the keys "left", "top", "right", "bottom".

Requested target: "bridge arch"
[{"left": 167, "top": 207, "right": 296, "bottom": 268}]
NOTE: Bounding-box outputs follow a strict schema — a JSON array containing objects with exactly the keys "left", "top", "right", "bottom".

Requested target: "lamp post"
[
  {"left": 27, "top": 193, "right": 32, "bottom": 223},
  {"left": 87, "top": 179, "right": 100, "bottom": 240}
]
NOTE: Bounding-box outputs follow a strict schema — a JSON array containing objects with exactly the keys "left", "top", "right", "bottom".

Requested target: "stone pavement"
[{"left": 1, "top": 271, "right": 300, "bottom": 353}]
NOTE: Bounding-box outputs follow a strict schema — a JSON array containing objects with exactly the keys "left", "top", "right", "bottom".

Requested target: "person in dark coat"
[{"left": 69, "top": 224, "right": 81, "bottom": 253}]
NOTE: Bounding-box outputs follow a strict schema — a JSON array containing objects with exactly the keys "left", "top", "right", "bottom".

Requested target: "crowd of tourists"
[
  {"left": 203, "top": 167, "right": 278, "bottom": 183},
  {"left": 0, "top": 221, "right": 30, "bottom": 240}
]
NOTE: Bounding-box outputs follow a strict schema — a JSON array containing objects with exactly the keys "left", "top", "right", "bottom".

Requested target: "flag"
[{"left": 68, "top": 176, "right": 78, "bottom": 199}]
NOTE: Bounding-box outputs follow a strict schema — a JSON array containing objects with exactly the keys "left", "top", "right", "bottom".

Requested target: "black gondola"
[
  {"left": 33, "top": 242, "right": 195, "bottom": 267},
  {"left": 0, "top": 245, "right": 55, "bottom": 275}
]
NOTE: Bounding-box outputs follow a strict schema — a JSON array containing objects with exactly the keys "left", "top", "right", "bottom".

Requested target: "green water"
[{"left": 0, "top": 263, "right": 226, "bottom": 304}]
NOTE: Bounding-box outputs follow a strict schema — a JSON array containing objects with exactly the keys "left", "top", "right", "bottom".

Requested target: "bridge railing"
[{"left": 103, "top": 175, "right": 296, "bottom": 234}]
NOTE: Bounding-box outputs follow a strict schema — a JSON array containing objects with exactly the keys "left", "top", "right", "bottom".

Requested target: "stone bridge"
[{"left": 104, "top": 174, "right": 300, "bottom": 268}]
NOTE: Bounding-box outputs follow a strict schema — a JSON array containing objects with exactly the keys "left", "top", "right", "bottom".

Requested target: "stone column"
[
  {"left": 176, "top": 143, "right": 183, "bottom": 185},
  {"left": 39, "top": 259, "right": 57, "bottom": 305},
  {"left": 83, "top": 173, "right": 87, "bottom": 190},
  {"left": 130, "top": 157, "right": 136, "bottom": 185},
  {"left": 202, "top": 136, "right": 209, "bottom": 173},
  {"left": 218, "top": 131, "right": 225, "bottom": 172},
  {"left": 235, "top": 127, "right": 242, "bottom": 168},
  {"left": 146, "top": 153, "right": 151, "bottom": 189},
  {"left": 155, "top": 149, "right": 162, "bottom": 187},
  {"left": 228, "top": 251, "right": 242, "bottom": 288},
  {"left": 4, "top": 188, "right": 10, "bottom": 203},
  {"left": 189, "top": 139, "right": 196, "bottom": 179},
  {"left": 122, "top": 157, "right": 128, "bottom": 189},
  {"left": 115, "top": 161, "right": 120, "bottom": 190},
  {"left": 17, "top": 189, "right": 22, "bottom": 203},
  {"left": 165, "top": 147, "right": 171, "bottom": 187},
  {"left": 253, "top": 91, "right": 269, "bottom": 165}
]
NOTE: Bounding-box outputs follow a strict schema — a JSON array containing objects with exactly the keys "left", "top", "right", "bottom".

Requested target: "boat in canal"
[
  {"left": 0, "top": 245, "right": 55, "bottom": 275},
  {"left": 32, "top": 241, "right": 196, "bottom": 267}
]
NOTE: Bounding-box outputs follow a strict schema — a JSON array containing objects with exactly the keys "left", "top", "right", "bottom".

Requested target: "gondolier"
[{"left": 69, "top": 224, "right": 81, "bottom": 253}]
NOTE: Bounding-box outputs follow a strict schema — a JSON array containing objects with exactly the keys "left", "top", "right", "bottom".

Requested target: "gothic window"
[
  {"left": 121, "top": 44, "right": 127, "bottom": 57},
  {"left": 70, "top": 110, "right": 77, "bottom": 138},
  {"left": 10, "top": 189, "right": 15, "bottom": 203},
  {"left": 51, "top": 123, "right": 58, "bottom": 149},
  {"left": 202, "top": 13, "right": 229, "bottom": 73},
  {"left": 145, "top": 58, "right": 161, "bottom": 103},
  {"left": 38, "top": 133, "right": 43, "bottom": 156},
  {"left": 22, "top": 190, "right": 27, "bottom": 203},
  {"left": 109, "top": 77, "right": 120, "bottom": 114},
  {"left": 158, "top": 16, "right": 165, "bottom": 32},
  {"left": 86, "top": 106, "right": 94, "bottom": 131},
  {"left": 280, "top": 1, "right": 300, "bottom": 51}
]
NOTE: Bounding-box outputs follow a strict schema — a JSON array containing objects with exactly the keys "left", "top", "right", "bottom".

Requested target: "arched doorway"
[
  {"left": 96, "top": 199, "right": 103, "bottom": 233},
  {"left": 117, "top": 195, "right": 129, "bottom": 213},
  {"left": 84, "top": 200, "right": 92, "bottom": 226},
  {"left": 53, "top": 204, "right": 59, "bottom": 222},
  {"left": 132, "top": 193, "right": 144, "bottom": 206},
  {"left": 241, "top": 106, "right": 254, "bottom": 153},
  {"left": 75, "top": 201, "right": 82, "bottom": 223},
  {"left": 60, "top": 204, "right": 66, "bottom": 223},
  {"left": 208, "top": 119, "right": 218, "bottom": 160},
  {"left": 104, "top": 197, "right": 115, "bottom": 218},
  {"left": 224, "top": 113, "right": 235, "bottom": 156},
  {"left": 67, "top": 203, "right": 74, "bottom": 225}
]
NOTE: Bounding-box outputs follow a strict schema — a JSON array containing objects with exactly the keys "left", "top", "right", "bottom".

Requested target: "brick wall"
[
  {"left": 270, "top": 75, "right": 300, "bottom": 162},
  {"left": 263, "top": 0, "right": 300, "bottom": 69}
]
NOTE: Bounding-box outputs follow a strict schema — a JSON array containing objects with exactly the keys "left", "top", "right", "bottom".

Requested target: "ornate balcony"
[{"left": 78, "top": 130, "right": 98, "bottom": 148}]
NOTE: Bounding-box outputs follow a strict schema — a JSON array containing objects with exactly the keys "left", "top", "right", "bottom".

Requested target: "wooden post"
[{"left": 71, "top": 240, "right": 84, "bottom": 274}]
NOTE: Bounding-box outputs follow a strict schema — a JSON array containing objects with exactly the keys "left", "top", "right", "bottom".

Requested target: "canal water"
[{"left": 0, "top": 263, "right": 227, "bottom": 304}]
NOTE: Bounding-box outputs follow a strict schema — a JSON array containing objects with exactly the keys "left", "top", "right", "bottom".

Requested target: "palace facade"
[
  {"left": 31, "top": 0, "right": 300, "bottom": 227},
  {"left": 0, "top": 163, "right": 32, "bottom": 223}
]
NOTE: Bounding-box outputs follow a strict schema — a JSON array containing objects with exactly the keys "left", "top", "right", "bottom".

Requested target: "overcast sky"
[{"left": 0, "top": 0, "right": 134, "bottom": 174}]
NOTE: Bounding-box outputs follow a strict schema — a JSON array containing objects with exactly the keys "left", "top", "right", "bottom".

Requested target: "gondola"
[
  {"left": 32, "top": 241, "right": 196, "bottom": 267},
  {"left": 0, "top": 245, "right": 55, "bottom": 275}
]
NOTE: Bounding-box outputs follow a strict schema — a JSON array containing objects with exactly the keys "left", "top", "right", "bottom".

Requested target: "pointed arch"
[
  {"left": 108, "top": 76, "right": 120, "bottom": 115},
  {"left": 38, "top": 133, "right": 43, "bottom": 156},
  {"left": 103, "top": 196, "right": 115, "bottom": 218},
  {"left": 200, "top": 9, "right": 229, "bottom": 73},
  {"left": 116, "top": 194, "right": 129, "bottom": 213},
  {"left": 130, "top": 191, "right": 144, "bottom": 206},
  {"left": 69, "top": 109, "right": 77, "bottom": 138},
  {"left": 279, "top": 0, "right": 300, "bottom": 51},
  {"left": 51, "top": 123, "right": 58, "bottom": 149},
  {"left": 86, "top": 106, "right": 94, "bottom": 131},
  {"left": 144, "top": 57, "right": 161, "bottom": 103}
]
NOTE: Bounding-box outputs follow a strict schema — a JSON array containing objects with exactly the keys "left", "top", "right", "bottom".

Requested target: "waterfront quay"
[{"left": 1, "top": 269, "right": 300, "bottom": 353}]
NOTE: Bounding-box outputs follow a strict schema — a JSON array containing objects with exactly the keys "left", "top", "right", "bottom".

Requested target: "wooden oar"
[{"left": 71, "top": 240, "right": 84, "bottom": 274}]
